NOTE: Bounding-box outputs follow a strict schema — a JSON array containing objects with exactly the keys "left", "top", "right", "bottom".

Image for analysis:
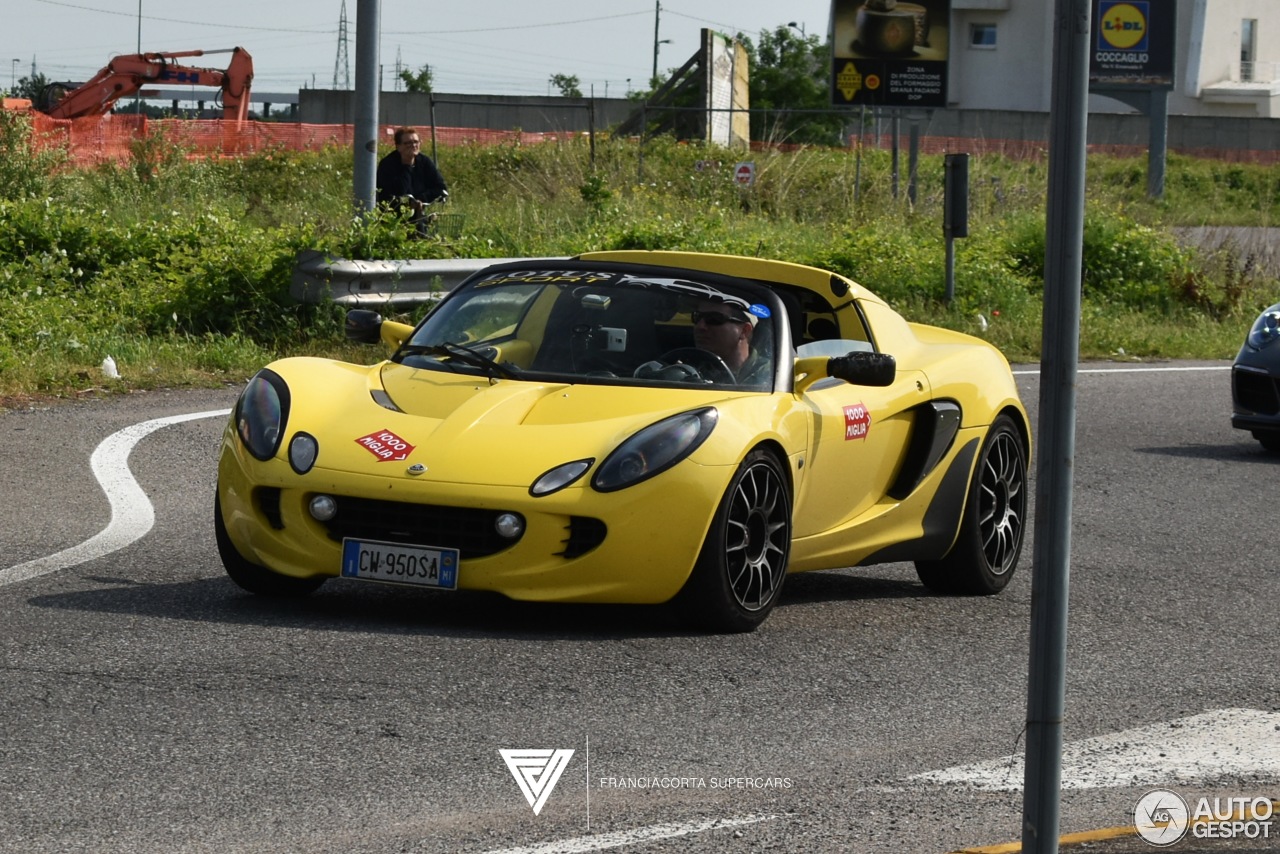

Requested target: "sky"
[{"left": 9, "top": 0, "right": 833, "bottom": 98}]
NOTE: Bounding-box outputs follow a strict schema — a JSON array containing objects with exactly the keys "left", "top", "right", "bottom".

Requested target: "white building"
[{"left": 949, "top": 0, "right": 1280, "bottom": 117}]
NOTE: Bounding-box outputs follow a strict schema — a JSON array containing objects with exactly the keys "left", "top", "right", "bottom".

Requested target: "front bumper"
[
  {"left": 216, "top": 429, "right": 724, "bottom": 605},
  {"left": 1231, "top": 362, "right": 1280, "bottom": 435}
]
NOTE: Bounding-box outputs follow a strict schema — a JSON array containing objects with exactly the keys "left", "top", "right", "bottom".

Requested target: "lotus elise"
[{"left": 215, "top": 251, "right": 1031, "bottom": 631}]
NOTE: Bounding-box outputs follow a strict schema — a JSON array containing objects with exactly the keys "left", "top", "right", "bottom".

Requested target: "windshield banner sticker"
[{"left": 477, "top": 270, "right": 614, "bottom": 286}]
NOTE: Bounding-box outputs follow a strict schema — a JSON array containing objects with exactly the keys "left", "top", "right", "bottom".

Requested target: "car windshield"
[{"left": 397, "top": 266, "right": 781, "bottom": 391}]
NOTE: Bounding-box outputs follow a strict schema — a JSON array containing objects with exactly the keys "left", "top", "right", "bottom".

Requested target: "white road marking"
[
  {"left": 907, "top": 708, "right": 1280, "bottom": 791},
  {"left": 1013, "top": 365, "right": 1231, "bottom": 376},
  {"left": 0, "top": 408, "right": 230, "bottom": 588},
  {"left": 479, "top": 814, "right": 776, "bottom": 854}
]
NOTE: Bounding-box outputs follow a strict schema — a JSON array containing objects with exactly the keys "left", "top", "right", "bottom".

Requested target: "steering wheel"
[{"left": 647, "top": 347, "right": 737, "bottom": 384}]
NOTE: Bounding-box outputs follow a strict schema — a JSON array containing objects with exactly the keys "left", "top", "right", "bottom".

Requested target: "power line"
[
  {"left": 30, "top": 0, "right": 333, "bottom": 33},
  {"left": 390, "top": 9, "right": 650, "bottom": 36}
]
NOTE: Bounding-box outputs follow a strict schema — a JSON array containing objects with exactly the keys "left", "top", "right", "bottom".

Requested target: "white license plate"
[{"left": 341, "top": 538, "right": 459, "bottom": 589}]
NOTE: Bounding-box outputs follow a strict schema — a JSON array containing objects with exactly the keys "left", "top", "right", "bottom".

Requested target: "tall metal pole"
[
  {"left": 1148, "top": 88, "right": 1169, "bottom": 199},
  {"left": 907, "top": 115, "right": 919, "bottom": 205},
  {"left": 353, "top": 0, "right": 380, "bottom": 214},
  {"left": 890, "top": 110, "right": 900, "bottom": 198},
  {"left": 1021, "top": 1, "right": 1090, "bottom": 851},
  {"left": 652, "top": 1, "right": 661, "bottom": 85}
]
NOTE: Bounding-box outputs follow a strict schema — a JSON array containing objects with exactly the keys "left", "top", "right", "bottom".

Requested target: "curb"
[
  {"left": 954, "top": 798, "right": 1280, "bottom": 853},
  {"left": 954, "top": 824, "right": 1137, "bottom": 853}
]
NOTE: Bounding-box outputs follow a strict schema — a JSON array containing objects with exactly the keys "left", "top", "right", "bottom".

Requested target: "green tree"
[
  {"left": 550, "top": 73, "right": 583, "bottom": 98},
  {"left": 12, "top": 73, "right": 51, "bottom": 107},
  {"left": 399, "top": 64, "right": 433, "bottom": 94},
  {"left": 739, "top": 26, "right": 845, "bottom": 146}
]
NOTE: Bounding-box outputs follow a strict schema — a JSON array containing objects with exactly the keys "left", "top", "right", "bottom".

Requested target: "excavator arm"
[{"left": 45, "top": 47, "right": 253, "bottom": 121}]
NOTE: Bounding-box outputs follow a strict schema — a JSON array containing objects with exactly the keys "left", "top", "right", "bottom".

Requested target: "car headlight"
[
  {"left": 236, "top": 369, "right": 290, "bottom": 461},
  {"left": 1247, "top": 306, "right": 1280, "bottom": 350},
  {"left": 592, "top": 408, "right": 718, "bottom": 493}
]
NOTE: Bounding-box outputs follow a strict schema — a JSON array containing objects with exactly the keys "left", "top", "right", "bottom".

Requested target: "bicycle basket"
[{"left": 430, "top": 213, "right": 466, "bottom": 239}]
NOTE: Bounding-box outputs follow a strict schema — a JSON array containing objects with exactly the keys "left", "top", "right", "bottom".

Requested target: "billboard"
[
  {"left": 830, "top": 0, "right": 951, "bottom": 108},
  {"left": 705, "top": 30, "right": 750, "bottom": 149},
  {"left": 1089, "top": 0, "right": 1177, "bottom": 86}
]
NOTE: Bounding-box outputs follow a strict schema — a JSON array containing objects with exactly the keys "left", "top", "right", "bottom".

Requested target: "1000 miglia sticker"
[
  {"left": 356, "top": 429, "right": 415, "bottom": 461},
  {"left": 843, "top": 403, "right": 871, "bottom": 440}
]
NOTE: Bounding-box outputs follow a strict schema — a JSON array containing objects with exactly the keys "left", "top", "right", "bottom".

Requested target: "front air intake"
[{"left": 557, "top": 516, "right": 607, "bottom": 558}]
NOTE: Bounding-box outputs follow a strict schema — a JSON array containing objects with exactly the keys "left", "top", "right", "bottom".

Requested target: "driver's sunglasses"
[
  {"left": 691, "top": 310, "right": 746, "bottom": 327},
  {"left": 400, "top": 138, "right": 421, "bottom": 146}
]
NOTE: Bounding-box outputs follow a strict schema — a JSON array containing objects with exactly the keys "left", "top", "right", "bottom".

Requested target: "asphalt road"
[{"left": 1, "top": 362, "right": 1276, "bottom": 854}]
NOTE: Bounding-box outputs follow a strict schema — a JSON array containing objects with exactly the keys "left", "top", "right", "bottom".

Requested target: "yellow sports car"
[{"left": 216, "top": 251, "right": 1030, "bottom": 632}]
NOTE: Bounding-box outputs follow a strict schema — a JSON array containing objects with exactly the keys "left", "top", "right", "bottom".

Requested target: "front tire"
[
  {"left": 215, "top": 492, "right": 326, "bottom": 597},
  {"left": 915, "top": 414, "right": 1027, "bottom": 595},
  {"left": 677, "top": 449, "right": 791, "bottom": 633},
  {"left": 1254, "top": 431, "right": 1280, "bottom": 453}
]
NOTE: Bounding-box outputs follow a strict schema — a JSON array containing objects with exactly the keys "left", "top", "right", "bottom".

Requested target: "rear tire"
[
  {"left": 915, "top": 414, "right": 1027, "bottom": 595},
  {"left": 215, "top": 492, "right": 326, "bottom": 597},
  {"left": 677, "top": 449, "right": 791, "bottom": 633}
]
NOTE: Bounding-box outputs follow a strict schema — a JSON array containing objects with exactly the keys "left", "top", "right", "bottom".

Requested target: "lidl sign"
[{"left": 1090, "top": 0, "right": 1175, "bottom": 85}]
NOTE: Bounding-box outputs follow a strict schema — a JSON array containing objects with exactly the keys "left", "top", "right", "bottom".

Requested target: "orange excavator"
[{"left": 43, "top": 47, "right": 253, "bottom": 120}]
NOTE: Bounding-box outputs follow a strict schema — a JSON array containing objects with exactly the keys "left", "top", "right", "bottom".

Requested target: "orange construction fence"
[
  {"left": 17, "top": 111, "right": 1280, "bottom": 167},
  {"left": 22, "top": 112, "right": 592, "bottom": 167}
]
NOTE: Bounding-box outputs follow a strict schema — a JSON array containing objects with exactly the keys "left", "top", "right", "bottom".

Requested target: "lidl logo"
[{"left": 1099, "top": 1, "right": 1148, "bottom": 51}]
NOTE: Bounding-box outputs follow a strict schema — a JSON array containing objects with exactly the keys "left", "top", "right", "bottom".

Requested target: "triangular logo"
[{"left": 499, "top": 748, "right": 575, "bottom": 815}]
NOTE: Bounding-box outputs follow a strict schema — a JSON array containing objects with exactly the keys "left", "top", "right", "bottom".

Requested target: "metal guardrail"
[{"left": 290, "top": 250, "right": 557, "bottom": 306}]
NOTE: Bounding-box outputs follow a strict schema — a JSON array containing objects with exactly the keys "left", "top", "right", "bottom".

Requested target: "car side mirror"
[
  {"left": 828, "top": 351, "right": 896, "bottom": 386},
  {"left": 794, "top": 351, "right": 896, "bottom": 393},
  {"left": 345, "top": 309, "right": 415, "bottom": 349}
]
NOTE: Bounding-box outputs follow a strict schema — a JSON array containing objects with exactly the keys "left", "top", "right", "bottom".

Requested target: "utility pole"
[
  {"left": 353, "top": 0, "right": 379, "bottom": 213},
  {"left": 1021, "top": 1, "right": 1090, "bottom": 851},
  {"left": 652, "top": 1, "right": 661, "bottom": 84},
  {"left": 134, "top": 0, "right": 142, "bottom": 113}
]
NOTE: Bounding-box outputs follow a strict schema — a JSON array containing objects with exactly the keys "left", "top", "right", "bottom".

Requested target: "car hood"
[{"left": 271, "top": 358, "right": 742, "bottom": 486}]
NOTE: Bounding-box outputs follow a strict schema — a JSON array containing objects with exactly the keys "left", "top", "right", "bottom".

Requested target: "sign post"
[
  {"left": 1088, "top": 0, "right": 1177, "bottom": 199},
  {"left": 943, "top": 152, "right": 968, "bottom": 303}
]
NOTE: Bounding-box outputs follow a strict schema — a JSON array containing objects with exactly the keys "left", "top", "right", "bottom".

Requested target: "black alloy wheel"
[
  {"left": 678, "top": 449, "right": 792, "bottom": 632},
  {"left": 915, "top": 414, "right": 1027, "bottom": 595}
]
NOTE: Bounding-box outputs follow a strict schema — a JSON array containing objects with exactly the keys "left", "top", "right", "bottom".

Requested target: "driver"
[{"left": 692, "top": 298, "right": 771, "bottom": 388}]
